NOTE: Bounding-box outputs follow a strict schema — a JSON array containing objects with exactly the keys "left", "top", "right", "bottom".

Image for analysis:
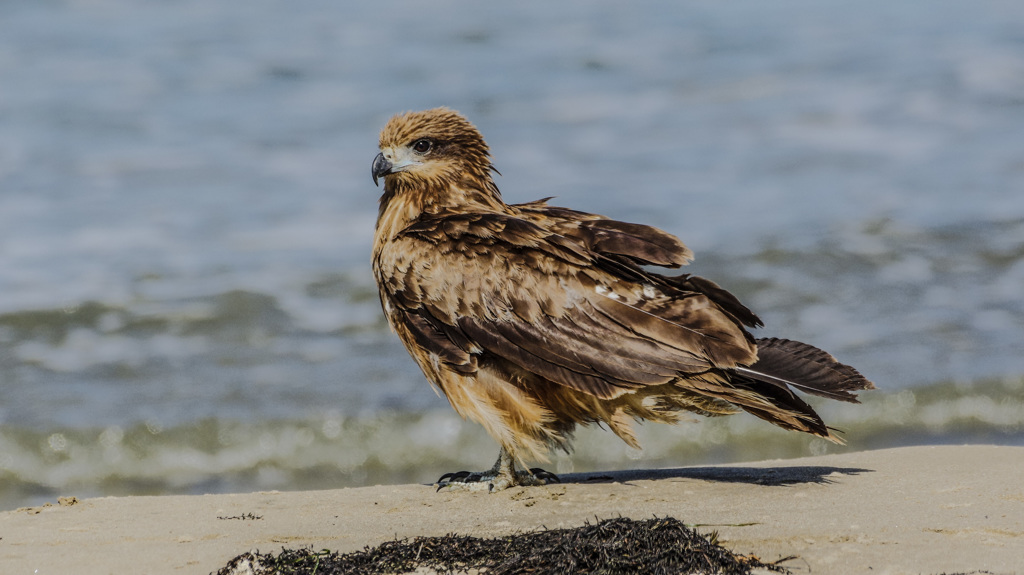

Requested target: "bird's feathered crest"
[{"left": 380, "top": 108, "right": 488, "bottom": 155}]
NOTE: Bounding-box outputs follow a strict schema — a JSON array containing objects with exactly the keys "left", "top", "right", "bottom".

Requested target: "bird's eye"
[{"left": 412, "top": 139, "right": 433, "bottom": 154}]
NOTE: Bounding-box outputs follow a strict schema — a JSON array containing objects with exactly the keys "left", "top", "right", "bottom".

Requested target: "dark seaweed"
[{"left": 214, "top": 516, "right": 791, "bottom": 575}]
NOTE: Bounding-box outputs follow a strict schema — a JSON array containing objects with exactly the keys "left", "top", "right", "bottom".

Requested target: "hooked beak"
[{"left": 371, "top": 152, "right": 393, "bottom": 187}]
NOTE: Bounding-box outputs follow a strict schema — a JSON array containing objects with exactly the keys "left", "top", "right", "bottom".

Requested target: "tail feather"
[
  {"left": 735, "top": 338, "right": 876, "bottom": 403},
  {"left": 730, "top": 378, "right": 833, "bottom": 438},
  {"left": 724, "top": 338, "right": 876, "bottom": 442}
]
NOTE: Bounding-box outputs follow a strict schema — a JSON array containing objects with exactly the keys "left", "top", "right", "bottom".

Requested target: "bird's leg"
[{"left": 436, "top": 446, "right": 560, "bottom": 492}]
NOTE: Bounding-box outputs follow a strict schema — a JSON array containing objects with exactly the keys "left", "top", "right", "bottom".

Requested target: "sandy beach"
[{"left": 1, "top": 445, "right": 1021, "bottom": 574}]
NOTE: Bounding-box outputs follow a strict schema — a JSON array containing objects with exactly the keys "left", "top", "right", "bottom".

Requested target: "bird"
[{"left": 370, "top": 107, "right": 875, "bottom": 492}]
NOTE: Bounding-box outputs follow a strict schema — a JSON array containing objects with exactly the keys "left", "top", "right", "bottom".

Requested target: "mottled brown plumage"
[{"left": 371, "top": 108, "right": 875, "bottom": 491}]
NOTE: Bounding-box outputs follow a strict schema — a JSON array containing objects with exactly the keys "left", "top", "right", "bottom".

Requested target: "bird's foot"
[
  {"left": 436, "top": 466, "right": 559, "bottom": 493},
  {"left": 436, "top": 447, "right": 560, "bottom": 493}
]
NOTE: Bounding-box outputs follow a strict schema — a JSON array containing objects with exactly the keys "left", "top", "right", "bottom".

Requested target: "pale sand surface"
[{"left": 1, "top": 445, "right": 1021, "bottom": 575}]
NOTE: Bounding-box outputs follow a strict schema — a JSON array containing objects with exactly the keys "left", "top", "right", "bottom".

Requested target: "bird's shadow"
[{"left": 556, "top": 465, "right": 873, "bottom": 487}]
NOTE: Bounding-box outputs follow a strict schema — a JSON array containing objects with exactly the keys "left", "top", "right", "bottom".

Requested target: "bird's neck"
[{"left": 375, "top": 177, "right": 507, "bottom": 240}]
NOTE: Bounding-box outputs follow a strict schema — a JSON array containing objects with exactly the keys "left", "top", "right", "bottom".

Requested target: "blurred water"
[{"left": 1, "top": 0, "right": 1023, "bottom": 510}]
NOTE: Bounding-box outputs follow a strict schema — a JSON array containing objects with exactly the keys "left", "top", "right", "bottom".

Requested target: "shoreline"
[{"left": 1, "top": 445, "right": 1021, "bottom": 574}]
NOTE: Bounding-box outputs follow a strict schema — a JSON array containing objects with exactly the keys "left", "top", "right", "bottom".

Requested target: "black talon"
[
  {"left": 436, "top": 470, "right": 488, "bottom": 491},
  {"left": 437, "top": 470, "right": 473, "bottom": 484},
  {"left": 529, "top": 467, "right": 561, "bottom": 483}
]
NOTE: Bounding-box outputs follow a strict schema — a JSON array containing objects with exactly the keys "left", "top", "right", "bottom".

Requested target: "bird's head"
[{"left": 372, "top": 108, "right": 500, "bottom": 205}]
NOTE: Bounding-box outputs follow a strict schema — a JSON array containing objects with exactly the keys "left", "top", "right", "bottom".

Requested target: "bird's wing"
[
  {"left": 518, "top": 201, "right": 764, "bottom": 329},
  {"left": 516, "top": 200, "right": 694, "bottom": 268},
  {"left": 386, "top": 210, "right": 759, "bottom": 399}
]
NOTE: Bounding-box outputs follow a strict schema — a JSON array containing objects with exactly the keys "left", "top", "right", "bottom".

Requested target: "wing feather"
[
  {"left": 579, "top": 219, "right": 693, "bottom": 267},
  {"left": 559, "top": 303, "right": 712, "bottom": 374},
  {"left": 590, "top": 295, "right": 755, "bottom": 367},
  {"left": 665, "top": 275, "right": 764, "bottom": 329},
  {"left": 518, "top": 202, "right": 693, "bottom": 268},
  {"left": 457, "top": 316, "right": 626, "bottom": 398},
  {"left": 499, "top": 314, "right": 683, "bottom": 384},
  {"left": 401, "top": 310, "right": 477, "bottom": 374}
]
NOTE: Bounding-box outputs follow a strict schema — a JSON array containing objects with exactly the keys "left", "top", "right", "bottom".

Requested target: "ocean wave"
[{"left": 2, "top": 376, "right": 1020, "bottom": 511}]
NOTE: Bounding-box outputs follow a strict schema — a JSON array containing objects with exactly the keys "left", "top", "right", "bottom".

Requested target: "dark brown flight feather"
[{"left": 371, "top": 108, "right": 875, "bottom": 490}]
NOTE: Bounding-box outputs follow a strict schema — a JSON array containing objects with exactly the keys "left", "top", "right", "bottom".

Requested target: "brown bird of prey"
[{"left": 371, "top": 108, "right": 875, "bottom": 492}]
